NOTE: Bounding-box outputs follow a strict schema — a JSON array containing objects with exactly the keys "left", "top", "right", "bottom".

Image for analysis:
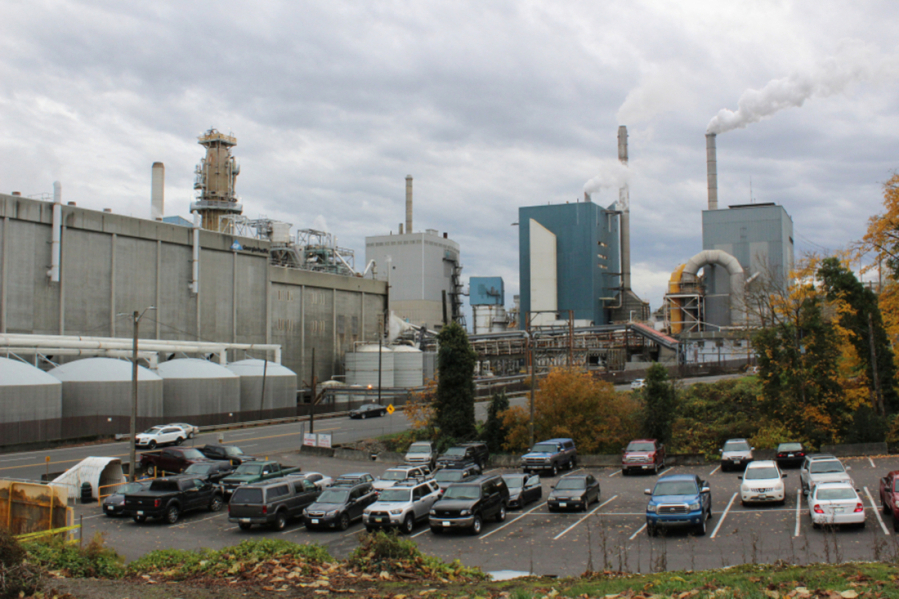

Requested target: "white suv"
[
  {"left": 363, "top": 479, "right": 441, "bottom": 534},
  {"left": 135, "top": 425, "right": 188, "bottom": 449},
  {"left": 372, "top": 465, "right": 431, "bottom": 492},
  {"left": 739, "top": 460, "right": 786, "bottom": 505}
]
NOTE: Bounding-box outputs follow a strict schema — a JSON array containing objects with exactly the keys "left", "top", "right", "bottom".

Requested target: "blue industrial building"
[
  {"left": 470, "top": 277, "right": 504, "bottom": 306},
  {"left": 518, "top": 199, "right": 621, "bottom": 328}
]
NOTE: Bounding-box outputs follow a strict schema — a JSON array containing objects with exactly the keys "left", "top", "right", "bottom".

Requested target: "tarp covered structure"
[{"left": 52, "top": 457, "right": 125, "bottom": 500}]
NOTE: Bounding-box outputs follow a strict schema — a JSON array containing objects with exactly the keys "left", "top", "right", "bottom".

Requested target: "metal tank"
[
  {"left": 392, "top": 345, "right": 423, "bottom": 388},
  {"left": 422, "top": 351, "right": 437, "bottom": 382},
  {"left": 0, "top": 358, "right": 62, "bottom": 447},
  {"left": 47, "top": 357, "right": 163, "bottom": 440},
  {"left": 225, "top": 359, "right": 297, "bottom": 421},
  {"left": 345, "top": 344, "right": 394, "bottom": 389},
  {"left": 156, "top": 358, "right": 240, "bottom": 426}
]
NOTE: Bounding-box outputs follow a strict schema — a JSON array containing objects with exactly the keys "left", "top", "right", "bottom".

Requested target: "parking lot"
[{"left": 74, "top": 452, "right": 899, "bottom": 577}]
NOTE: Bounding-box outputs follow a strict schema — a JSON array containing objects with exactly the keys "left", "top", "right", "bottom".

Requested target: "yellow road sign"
[{"left": 386, "top": 404, "right": 395, "bottom": 415}]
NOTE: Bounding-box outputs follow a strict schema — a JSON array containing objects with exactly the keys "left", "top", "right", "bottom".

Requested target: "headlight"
[
  {"left": 460, "top": 509, "right": 471, "bottom": 516},
  {"left": 688, "top": 501, "right": 701, "bottom": 511},
  {"left": 543, "top": 458, "right": 551, "bottom": 463},
  {"left": 389, "top": 509, "right": 403, "bottom": 515},
  {"left": 429, "top": 509, "right": 436, "bottom": 516},
  {"left": 510, "top": 493, "right": 521, "bottom": 500},
  {"left": 646, "top": 503, "right": 657, "bottom": 513},
  {"left": 239, "top": 482, "right": 246, "bottom": 486},
  {"left": 326, "top": 510, "right": 340, "bottom": 517}
]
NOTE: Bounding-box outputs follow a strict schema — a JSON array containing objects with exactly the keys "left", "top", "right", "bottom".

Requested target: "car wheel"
[
  {"left": 133, "top": 515, "right": 146, "bottom": 523},
  {"left": 812, "top": 521, "right": 821, "bottom": 530},
  {"left": 859, "top": 519, "right": 867, "bottom": 530},
  {"left": 209, "top": 495, "right": 223, "bottom": 512},
  {"left": 571, "top": 456, "right": 577, "bottom": 468},
  {"left": 402, "top": 514, "right": 415, "bottom": 534},
  {"left": 621, "top": 469, "right": 627, "bottom": 476},
  {"left": 522, "top": 469, "right": 529, "bottom": 475},
  {"left": 696, "top": 512, "right": 707, "bottom": 536},
  {"left": 893, "top": 516, "right": 899, "bottom": 533},
  {"left": 496, "top": 506, "right": 506, "bottom": 523},
  {"left": 883, "top": 500, "right": 891, "bottom": 515},
  {"left": 430, "top": 526, "right": 442, "bottom": 534},
  {"left": 239, "top": 522, "right": 252, "bottom": 530},
  {"left": 165, "top": 505, "right": 180, "bottom": 525},
  {"left": 175, "top": 437, "right": 184, "bottom": 446},
  {"left": 339, "top": 513, "right": 350, "bottom": 531},
  {"left": 273, "top": 511, "right": 288, "bottom": 531},
  {"left": 148, "top": 440, "right": 157, "bottom": 450},
  {"left": 646, "top": 524, "right": 656, "bottom": 537},
  {"left": 470, "top": 515, "right": 482, "bottom": 535},
  {"left": 551, "top": 463, "right": 558, "bottom": 477},
  {"left": 361, "top": 413, "right": 367, "bottom": 420},
  {"left": 145, "top": 464, "right": 156, "bottom": 477}
]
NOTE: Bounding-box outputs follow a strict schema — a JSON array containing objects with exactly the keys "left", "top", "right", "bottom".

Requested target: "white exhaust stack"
[
  {"left": 48, "top": 181, "right": 62, "bottom": 282},
  {"left": 618, "top": 126, "right": 631, "bottom": 291},
  {"left": 405, "top": 175, "right": 413, "bottom": 234},
  {"left": 151, "top": 162, "right": 165, "bottom": 219},
  {"left": 706, "top": 133, "right": 718, "bottom": 210}
]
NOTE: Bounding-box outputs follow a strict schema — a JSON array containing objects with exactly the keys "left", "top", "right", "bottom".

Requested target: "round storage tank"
[
  {"left": 0, "top": 358, "right": 63, "bottom": 447},
  {"left": 345, "top": 345, "right": 394, "bottom": 388},
  {"left": 392, "top": 346, "right": 423, "bottom": 388},
  {"left": 156, "top": 359, "right": 240, "bottom": 427},
  {"left": 225, "top": 359, "right": 297, "bottom": 421},
  {"left": 48, "top": 357, "right": 163, "bottom": 440}
]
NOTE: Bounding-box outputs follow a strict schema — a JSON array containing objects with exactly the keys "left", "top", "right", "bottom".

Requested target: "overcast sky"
[{"left": 2, "top": 1, "right": 898, "bottom": 319}]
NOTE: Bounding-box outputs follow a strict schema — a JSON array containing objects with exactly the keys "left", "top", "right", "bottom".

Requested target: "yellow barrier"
[
  {"left": 97, "top": 471, "right": 167, "bottom": 506},
  {"left": 15, "top": 523, "right": 81, "bottom": 541}
]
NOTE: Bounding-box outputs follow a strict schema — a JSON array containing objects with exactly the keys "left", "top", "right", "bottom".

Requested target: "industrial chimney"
[
  {"left": 706, "top": 133, "right": 718, "bottom": 210},
  {"left": 405, "top": 175, "right": 413, "bottom": 234},
  {"left": 151, "top": 162, "right": 165, "bottom": 220},
  {"left": 618, "top": 126, "right": 631, "bottom": 291}
]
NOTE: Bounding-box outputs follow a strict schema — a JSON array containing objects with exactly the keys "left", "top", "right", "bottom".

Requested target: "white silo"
[
  {"left": 0, "top": 358, "right": 63, "bottom": 447},
  {"left": 48, "top": 357, "right": 163, "bottom": 440},
  {"left": 345, "top": 344, "right": 394, "bottom": 388},
  {"left": 225, "top": 359, "right": 297, "bottom": 421},
  {"left": 156, "top": 358, "right": 241, "bottom": 426},
  {"left": 392, "top": 345, "right": 423, "bottom": 388}
]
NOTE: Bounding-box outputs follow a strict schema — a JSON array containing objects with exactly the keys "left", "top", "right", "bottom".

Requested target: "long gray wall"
[{"left": 0, "top": 194, "right": 387, "bottom": 388}]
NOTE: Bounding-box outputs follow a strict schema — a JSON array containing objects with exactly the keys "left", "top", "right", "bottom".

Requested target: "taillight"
[
  {"left": 798, "top": 452, "right": 805, "bottom": 457},
  {"left": 262, "top": 505, "right": 268, "bottom": 515},
  {"left": 154, "top": 499, "right": 161, "bottom": 508},
  {"left": 855, "top": 503, "right": 864, "bottom": 513},
  {"left": 813, "top": 504, "right": 824, "bottom": 514}
]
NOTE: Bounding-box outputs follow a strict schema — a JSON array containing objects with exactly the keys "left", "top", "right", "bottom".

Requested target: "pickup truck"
[
  {"left": 622, "top": 439, "right": 666, "bottom": 475},
  {"left": 645, "top": 474, "right": 712, "bottom": 536},
  {"left": 138, "top": 447, "right": 212, "bottom": 477},
  {"left": 879, "top": 470, "right": 899, "bottom": 531},
  {"left": 220, "top": 461, "right": 301, "bottom": 496},
  {"left": 229, "top": 477, "right": 322, "bottom": 530},
  {"left": 124, "top": 476, "right": 224, "bottom": 524}
]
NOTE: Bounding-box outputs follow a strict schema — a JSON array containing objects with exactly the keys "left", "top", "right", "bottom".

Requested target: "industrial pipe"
[
  {"left": 618, "top": 126, "right": 631, "bottom": 291},
  {"left": 190, "top": 212, "right": 200, "bottom": 294},
  {"left": 405, "top": 175, "right": 413, "bottom": 234},
  {"left": 48, "top": 181, "right": 62, "bottom": 282},
  {"left": 706, "top": 133, "right": 718, "bottom": 210},
  {"left": 151, "top": 162, "right": 165, "bottom": 220}
]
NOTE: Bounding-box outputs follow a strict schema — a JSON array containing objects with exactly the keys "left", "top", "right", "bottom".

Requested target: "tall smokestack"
[
  {"left": 405, "top": 175, "right": 413, "bottom": 234},
  {"left": 706, "top": 133, "right": 718, "bottom": 210},
  {"left": 151, "top": 162, "right": 165, "bottom": 220},
  {"left": 618, "top": 126, "right": 631, "bottom": 291}
]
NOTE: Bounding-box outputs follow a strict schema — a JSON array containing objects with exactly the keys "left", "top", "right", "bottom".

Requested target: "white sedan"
[
  {"left": 809, "top": 482, "right": 866, "bottom": 528},
  {"left": 740, "top": 460, "right": 786, "bottom": 505},
  {"left": 167, "top": 422, "right": 200, "bottom": 439}
]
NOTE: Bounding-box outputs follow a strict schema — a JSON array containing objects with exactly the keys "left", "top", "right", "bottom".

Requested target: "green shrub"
[
  {"left": 348, "top": 531, "right": 486, "bottom": 580},
  {"left": 25, "top": 532, "right": 124, "bottom": 578},
  {"left": 0, "top": 529, "right": 25, "bottom": 568},
  {"left": 0, "top": 529, "right": 42, "bottom": 599}
]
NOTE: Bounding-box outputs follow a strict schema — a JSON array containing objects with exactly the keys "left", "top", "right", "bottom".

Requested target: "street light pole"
[{"left": 127, "top": 307, "right": 155, "bottom": 482}]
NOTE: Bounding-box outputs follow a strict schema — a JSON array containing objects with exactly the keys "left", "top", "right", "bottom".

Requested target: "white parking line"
[
  {"left": 794, "top": 489, "right": 802, "bottom": 537},
  {"left": 81, "top": 513, "right": 108, "bottom": 520},
  {"left": 864, "top": 486, "right": 890, "bottom": 536},
  {"left": 710, "top": 492, "right": 737, "bottom": 538},
  {"left": 481, "top": 501, "right": 548, "bottom": 539},
  {"left": 174, "top": 513, "right": 227, "bottom": 528},
  {"left": 629, "top": 522, "right": 647, "bottom": 540},
  {"left": 708, "top": 465, "right": 721, "bottom": 476},
  {"left": 608, "top": 470, "right": 621, "bottom": 478},
  {"left": 869, "top": 457, "right": 876, "bottom": 468},
  {"left": 658, "top": 467, "right": 674, "bottom": 477},
  {"left": 552, "top": 495, "right": 618, "bottom": 540}
]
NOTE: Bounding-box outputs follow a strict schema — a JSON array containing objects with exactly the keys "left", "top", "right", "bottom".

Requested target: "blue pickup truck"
[{"left": 644, "top": 474, "right": 712, "bottom": 536}]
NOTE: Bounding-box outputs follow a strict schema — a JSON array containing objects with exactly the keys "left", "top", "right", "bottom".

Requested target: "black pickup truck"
[
  {"left": 228, "top": 477, "right": 322, "bottom": 530},
  {"left": 124, "top": 476, "right": 224, "bottom": 524}
]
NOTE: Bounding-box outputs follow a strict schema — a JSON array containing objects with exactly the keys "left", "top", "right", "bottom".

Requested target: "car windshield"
[
  {"left": 381, "top": 470, "right": 407, "bottom": 481},
  {"left": 555, "top": 478, "right": 586, "bottom": 490},
  {"left": 653, "top": 481, "right": 698, "bottom": 496},
  {"left": 408, "top": 443, "right": 431, "bottom": 455},
  {"left": 442, "top": 485, "right": 480, "bottom": 500},
  {"left": 231, "top": 488, "right": 264, "bottom": 504},
  {"left": 149, "top": 480, "right": 179, "bottom": 492},
  {"left": 815, "top": 487, "right": 856, "bottom": 501},
  {"left": 745, "top": 467, "right": 779, "bottom": 480},
  {"left": 234, "top": 464, "right": 262, "bottom": 475},
  {"left": 894, "top": 480, "right": 899, "bottom": 493},
  {"left": 810, "top": 461, "right": 845, "bottom": 474},
  {"left": 222, "top": 446, "right": 244, "bottom": 456},
  {"left": 434, "top": 471, "right": 464, "bottom": 482},
  {"left": 143, "top": 427, "right": 163, "bottom": 435},
  {"left": 627, "top": 442, "right": 654, "bottom": 452},
  {"left": 444, "top": 448, "right": 465, "bottom": 456},
  {"left": 778, "top": 443, "right": 803, "bottom": 452},
  {"left": 377, "top": 489, "right": 412, "bottom": 502},
  {"left": 184, "top": 464, "right": 213, "bottom": 474},
  {"left": 317, "top": 489, "right": 349, "bottom": 504},
  {"left": 503, "top": 475, "right": 525, "bottom": 489},
  {"left": 181, "top": 449, "right": 204, "bottom": 459},
  {"left": 724, "top": 441, "right": 750, "bottom": 452},
  {"left": 531, "top": 443, "right": 559, "bottom": 453}
]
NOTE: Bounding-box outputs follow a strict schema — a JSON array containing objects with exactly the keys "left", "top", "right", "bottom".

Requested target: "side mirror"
[
  {"left": 702, "top": 486, "right": 710, "bottom": 493},
  {"left": 846, "top": 466, "right": 852, "bottom": 471},
  {"left": 644, "top": 489, "right": 652, "bottom": 496},
  {"left": 718, "top": 449, "right": 723, "bottom": 453},
  {"left": 737, "top": 476, "right": 743, "bottom": 480},
  {"left": 551, "top": 485, "right": 556, "bottom": 489},
  {"left": 782, "top": 473, "right": 788, "bottom": 478},
  {"left": 751, "top": 447, "right": 756, "bottom": 451}
]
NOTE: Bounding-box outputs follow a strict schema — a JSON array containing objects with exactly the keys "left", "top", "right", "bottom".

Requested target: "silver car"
[
  {"left": 720, "top": 438, "right": 754, "bottom": 471},
  {"left": 800, "top": 456, "right": 852, "bottom": 495},
  {"left": 363, "top": 479, "right": 441, "bottom": 534}
]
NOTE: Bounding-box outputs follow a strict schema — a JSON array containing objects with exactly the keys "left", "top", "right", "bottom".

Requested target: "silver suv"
[
  {"left": 800, "top": 454, "right": 853, "bottom": 495},
  {"left": 363, "top": 479, "right": 441, "bottom": 534},
  {"left": 405, "top": 441, "right": 436, "bottom": 469},
  {"left": 720, "top": 438, "right": 754, "bottom": 471},
  {"left": 373, "top": 465, "right": 431, "bottom": 492}
]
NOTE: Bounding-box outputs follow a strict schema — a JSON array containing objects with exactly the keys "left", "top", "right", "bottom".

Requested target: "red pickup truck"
[
  {"left": 139, "top": 447, "right": 212, "bottom": 477},
  {"left": 622, "top": 439, "right": 666, "bottom": 475},
  {"left": 879, "top": 471, "right": 899, "bottom": 531}
]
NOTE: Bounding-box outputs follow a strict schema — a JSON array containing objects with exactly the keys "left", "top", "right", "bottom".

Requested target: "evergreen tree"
[
  {"left": 434, "top": 322, "right": 478, "bottom": 440},
  {"left": 641, "top": 363, "right": 677, "bottom": 445},
  {"left": 484, "top": 390, "right": 509, "bottom": 453}
]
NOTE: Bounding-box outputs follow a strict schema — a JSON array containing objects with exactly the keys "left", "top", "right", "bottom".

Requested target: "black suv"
[
  {"left": 433, "top": 464, "right": 481, "bottom": 496},
  {"left": 436, "top": 442, "right": 489, "bottom": 470},
  {"left": 547, "top": 473, "right": 601, "bottom": 512},
  {"left": 428, "top": 474, "right": 510, "bottom": 535},
  {"left": 198, "top": 444, "right": 258, "bottom": 465},
  {"left": 303, "top": 482, "right": 378, "bottom": 531}
]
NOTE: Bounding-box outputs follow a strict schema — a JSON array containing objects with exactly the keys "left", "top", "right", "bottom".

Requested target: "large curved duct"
[{"left": 682, "top": 249, "right": 744, "bottom": 326}]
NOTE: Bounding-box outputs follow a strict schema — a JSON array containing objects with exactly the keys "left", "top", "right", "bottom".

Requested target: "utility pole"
[
  {"left": 527, "top": 313, "right": 536, "bottom": 448},
  {"left": 378, "top": 313, "right": 383, "bottom": 406},
  {"left": 310, "top": 348, "right": 316, "bottom": 435},
  {"left": 127, "top": 307, "right": 154, "bottom": 482},
  {"left": 868, "top": 312, "right": 885, "bottom": 416}
]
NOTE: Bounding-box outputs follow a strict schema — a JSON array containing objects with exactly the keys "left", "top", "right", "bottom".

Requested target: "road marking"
[
  {"left": 794, "top": 489, "right": 802, "bottom": 537},
  {"left": 869, "top": 457, "right": 876, "bottom": 468},
  {"left": 708, "top": 465, "right": 721, "bottom": 476},
  {"left": 864, "top": 486, "right": 890, "bottom": 536},
  {"left": 0, "top": 456, "right": 38, "bottom": 463},
  {"left": 608, "top": 470, "right": 621, "bottom": 478},
  {"left": 552, "top": 495, "right": 618, "bottom": 540},
  {"left": 240, "top": 444, "right": 258, "bottom": 448},
  {"left": 280, "top": 525, "right": 306, "bottom": 535},
  {"left": 710, "top": 492, "right": 738, "bottom": 538},
  {"left": 411, "top": 526, "right": 431, "bottom": 538},
  {"left": 81, "top": 513, "right": 108, "bottom": 520},
  {"left": 481, "top": 501, "right": 548, "bottom": 539},
  {"left": 658, "top": 467, "right": 674, "bottom": 477},
  {"left": 174, "top": 513, "right": 227, "bottom": 528},
  {"left": 629, "top": 522, "right": 647, "bottom": 540},
  {"left": 228, "top": 431, "right": 255, "bottom": 437}
]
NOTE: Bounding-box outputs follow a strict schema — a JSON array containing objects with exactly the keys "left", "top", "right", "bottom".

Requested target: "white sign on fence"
[
  {"left": 317, "top": 434, "right": 332, "bottom": 449},
  {"left": 303, "top": 433, "right": 317, "bottom": 447}
]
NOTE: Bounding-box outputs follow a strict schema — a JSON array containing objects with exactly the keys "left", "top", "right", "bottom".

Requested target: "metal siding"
[
  {"left": 199, "top": 249, "right": 234, "bottom": 342},
  {"left": 303, "top": 286, "right": 333, "bottom": 385},
  {"left": 235, "top": 253, "right": 267, "bottom": 342},
  {"left": 470, "top": 277, "right": 504, "bottom": 306},
  {"left": 113, "top": 236, "right": 157, "bottom": 339},
  {"left": 158, "top": 242, "right": 197, "bottom": 341},
  {"left": 63, "top": 229, "right": 112, "bottom": 336}
]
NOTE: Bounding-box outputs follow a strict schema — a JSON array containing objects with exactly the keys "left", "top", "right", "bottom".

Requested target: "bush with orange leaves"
[{"left": 501, "top": 367, "right": 641, "bottom": 454}]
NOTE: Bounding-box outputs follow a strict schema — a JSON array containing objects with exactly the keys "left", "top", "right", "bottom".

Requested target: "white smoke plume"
[
  {"left": 312, "top": 214, "right": 329, "bottom": 232},
  {"left": 707, "top": 41, "right": 889, "bottom": 134},
  {"left": 583, "top": 161, "right": 630, "bottom": 197}
]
